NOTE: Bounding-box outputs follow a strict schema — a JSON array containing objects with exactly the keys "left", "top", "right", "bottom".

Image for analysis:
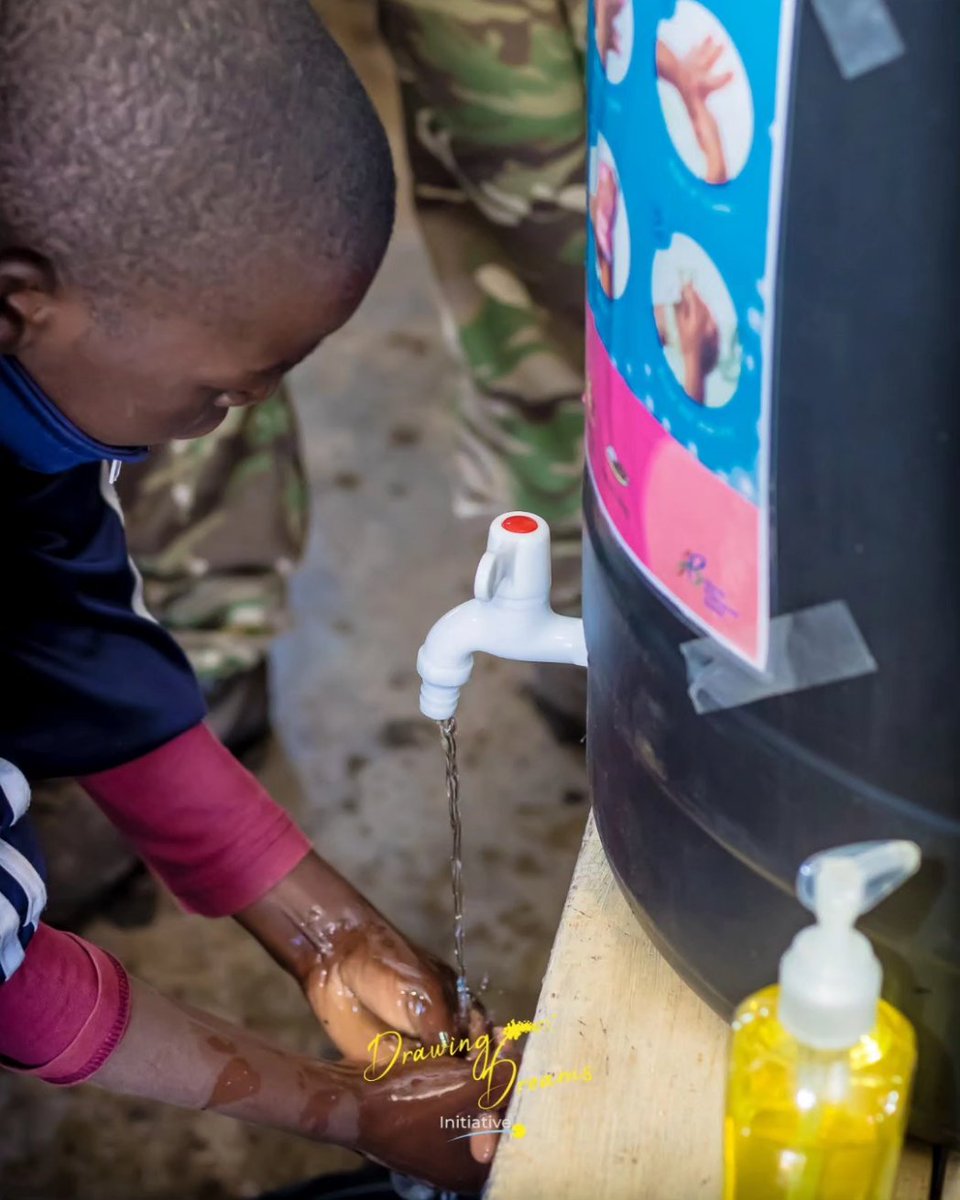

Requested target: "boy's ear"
[{"left": 0, "top": 250, "right": 58, "bottom": 353}]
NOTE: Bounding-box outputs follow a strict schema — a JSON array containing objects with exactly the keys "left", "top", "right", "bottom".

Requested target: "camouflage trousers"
[
  {"left": 116, "top": 388, "right": 308, "bottom": 719},
  {"left": 379, "top": 0, "right": 589, "bottom": 609}
]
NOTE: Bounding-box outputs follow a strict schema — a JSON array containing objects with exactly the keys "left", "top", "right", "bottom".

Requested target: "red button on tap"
[{"left": 501, "top": 515, "right": 539, "bottom": 534}]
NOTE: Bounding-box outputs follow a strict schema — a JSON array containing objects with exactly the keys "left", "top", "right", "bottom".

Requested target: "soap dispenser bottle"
[{"left": 724, "top": 840, "right": 921, "bottom": 1200}]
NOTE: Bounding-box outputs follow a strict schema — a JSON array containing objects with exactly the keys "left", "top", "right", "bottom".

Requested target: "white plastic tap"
[{"left": 416, "top": 512, "right": 588, "bottom": 720}]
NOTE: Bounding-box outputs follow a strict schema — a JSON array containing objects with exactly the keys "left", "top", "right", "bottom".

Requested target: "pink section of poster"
[{"left": 586, "top": 312, "right": 764, "bottom": 664}]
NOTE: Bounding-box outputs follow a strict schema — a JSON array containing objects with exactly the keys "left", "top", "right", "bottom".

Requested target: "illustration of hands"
[
  {"left": 590, "top": 161, "right": 619, "bottom": 296},
  {"left": 657, "top": 35, "right": 733, "bottom": 184},
  {"left": 677, "top": 36, "right": 734, "bottom": 106},
  {"left": 675, "top": 282, "right": 719, "bottom": 403},
  {"left": 595, "top": 0, "right": 626, "bottom": 63}
]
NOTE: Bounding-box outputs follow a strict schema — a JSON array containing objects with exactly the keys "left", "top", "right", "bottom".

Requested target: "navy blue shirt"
[
  {"left": 0, "top": 452, "right": 206, "bottom": 979},
  {"left": 0, "top": 454, "right": 206, "bottom": 777}
]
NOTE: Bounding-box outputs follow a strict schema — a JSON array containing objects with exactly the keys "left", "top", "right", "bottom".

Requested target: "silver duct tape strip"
[
  {"left": 811, "top": 0, "right": 905, "bottom": 80},
  {"left": 682, "top": 600, "right": 877, "bottom": 715}
]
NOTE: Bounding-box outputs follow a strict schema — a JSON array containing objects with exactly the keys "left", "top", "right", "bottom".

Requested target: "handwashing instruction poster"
[{"left": 586, "top": 0, "right": 798, "bottom": 667}]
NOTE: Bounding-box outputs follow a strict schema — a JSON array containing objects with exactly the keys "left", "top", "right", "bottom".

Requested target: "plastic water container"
[{"left": 584, "top": 0, "right": 960, "bottom": 1147}]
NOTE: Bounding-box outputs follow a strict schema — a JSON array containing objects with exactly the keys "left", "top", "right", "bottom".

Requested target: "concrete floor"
[{"left": 0, "top": 7, "right": 588, "bottom": 1197}]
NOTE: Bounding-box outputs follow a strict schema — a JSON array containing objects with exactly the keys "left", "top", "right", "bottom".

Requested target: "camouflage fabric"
[
  {"left": 116, "top": 385, "right": 308, "bottom": 699},
  {"left": 378, "top": 0, "right": 588, "bottom": 609}
]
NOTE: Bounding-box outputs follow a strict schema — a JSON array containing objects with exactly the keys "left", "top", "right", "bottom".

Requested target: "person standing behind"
[
  {"left": 376, "top": 0, "right": 589, "bottom": 738},
  {"left": 378, "top": 0, "right": 588, "bottom": 616}
]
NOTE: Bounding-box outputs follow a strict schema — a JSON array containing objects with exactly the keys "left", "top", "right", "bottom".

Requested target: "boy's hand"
[
  {"left": 236, "top": 851, "right": 466, "bottom": 1059},
  {"left": 344, "top": 1041, "right": 518, "bottom": 1191},
  {"left": 303, "top": 923, "right": 463, "bottom": 1060},
  {"left": 97, "top": 977, "right": 514, "bottom": 1194}
]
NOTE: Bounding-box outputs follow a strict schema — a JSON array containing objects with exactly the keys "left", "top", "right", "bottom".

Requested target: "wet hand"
[
  {"left": 305, "top": 922, "right": 467, "bottom": 1061},
  {"left": 347, "top": 1027, "right": 521, "bottom": 1192},
  {"left": 235, "top": 852, "right": 470, "bottom": 1061}
]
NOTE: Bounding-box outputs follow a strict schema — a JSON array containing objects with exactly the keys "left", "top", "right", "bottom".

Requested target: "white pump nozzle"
[{"left": 778, "top": 840, "right": 921, "bottom": 1050}]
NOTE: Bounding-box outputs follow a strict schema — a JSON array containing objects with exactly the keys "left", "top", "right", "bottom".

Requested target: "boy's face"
[{"left": 7, "top": 263, "right": 370, "bottom": 446}]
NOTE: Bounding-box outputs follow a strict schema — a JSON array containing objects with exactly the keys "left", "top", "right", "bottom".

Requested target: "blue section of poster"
[{"left": 587, "top": 0, "right": 796, "bottom": 506}]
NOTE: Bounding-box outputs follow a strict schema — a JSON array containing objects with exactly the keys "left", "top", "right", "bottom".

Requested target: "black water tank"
[{"left": 585, "top": 0, "right": 960, "bottom": 1147}]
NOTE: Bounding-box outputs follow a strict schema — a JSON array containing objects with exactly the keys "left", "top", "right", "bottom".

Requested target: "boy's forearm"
[
  {"left": 92, "top": 977, "right": 494, "bottom": 1193},
  {"left": 234, "top": 849, "right": 376, "bottom": 983},
  {"left": 93, "top": 977, "right": 360, "bottom": 1145}
]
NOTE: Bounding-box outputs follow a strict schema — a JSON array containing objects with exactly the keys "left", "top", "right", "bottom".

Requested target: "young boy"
[{"left": 0, "top": 0, "right": 499, "bottom": 1191}]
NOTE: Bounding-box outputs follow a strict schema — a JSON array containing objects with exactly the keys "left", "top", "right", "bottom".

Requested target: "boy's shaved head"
[
  {"left": 0, "top": 0, "right": 395, "bottom": 448},
  {"left": 0, "top": 0, "right": 394, "bottom": 311}
]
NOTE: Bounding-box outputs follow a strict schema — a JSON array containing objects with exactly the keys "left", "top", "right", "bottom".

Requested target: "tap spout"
[{"left": 416, "top": 512, "right": 587, "bottom": 721}]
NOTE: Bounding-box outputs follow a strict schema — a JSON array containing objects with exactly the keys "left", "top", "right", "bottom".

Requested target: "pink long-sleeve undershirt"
[
  {"left": 0, "top": 722, "right": 310, "bottom": 1084},
  {"left": 81, "top": 722, "right": 311, "bottom": 917}
]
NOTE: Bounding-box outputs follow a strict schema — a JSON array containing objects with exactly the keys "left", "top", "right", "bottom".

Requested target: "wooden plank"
[
  {"left": 487, "top": 811, "right": 725, "bottom": 1199},
  {"left": 898, "top": 1143, "right": 934, "bottom": 1198},
  {"left": 943, "top": 1150, "right": 960, "bottom": 1198},
  {"left": 487, "top": 811, "right": 933, "bottom": 1199}
]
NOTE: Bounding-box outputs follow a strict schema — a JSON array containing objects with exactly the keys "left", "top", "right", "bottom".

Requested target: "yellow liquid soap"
[{"left": 724, "top": 985, "right": 916, "bottom": 1200}]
